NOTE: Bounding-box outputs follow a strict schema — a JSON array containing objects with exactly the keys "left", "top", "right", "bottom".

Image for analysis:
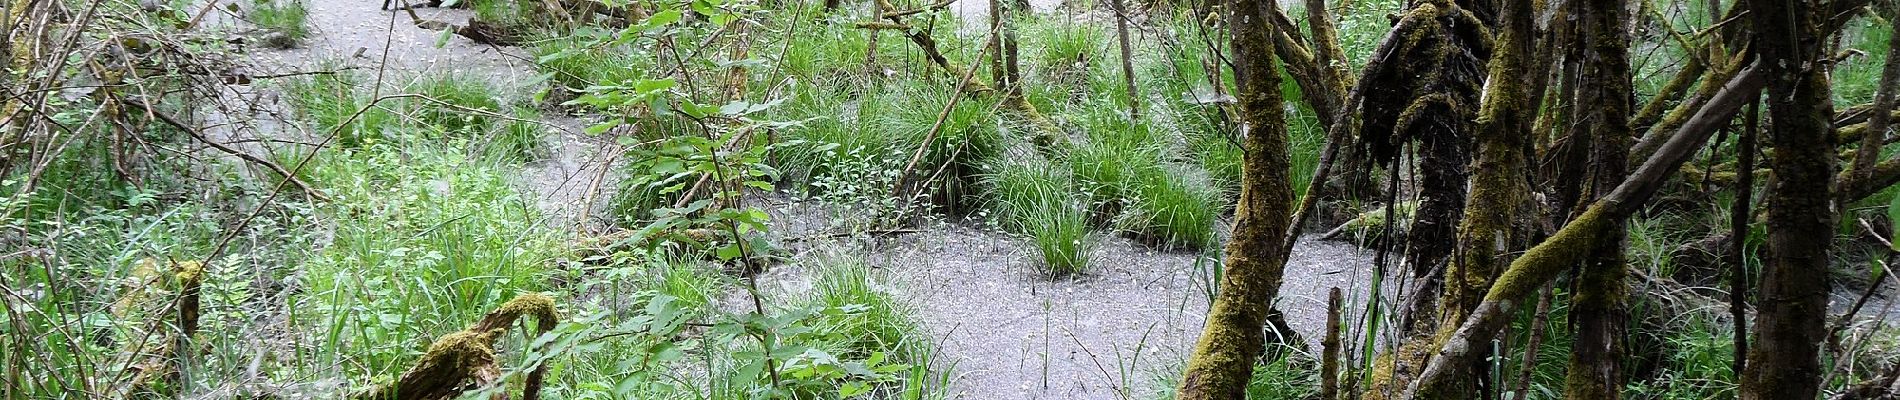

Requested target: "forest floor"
[{"left": 253, "top": 2, "right": 1382, "bottom": 399}]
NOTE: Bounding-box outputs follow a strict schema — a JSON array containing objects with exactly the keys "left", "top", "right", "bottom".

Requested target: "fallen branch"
[
  {"left": 891, "top": 36, "right": 991, "bottom": 204},
  {"left": 881, "top": 0, "right": 956, "bottom": 19}
]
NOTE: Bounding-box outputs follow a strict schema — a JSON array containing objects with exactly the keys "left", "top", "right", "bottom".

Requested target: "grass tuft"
[
  {"left": 248, "top": 0, "right": 310, "bottom": 49},
  {"left": 989, "top": 160, "right": 1094, "bottom": 275}
]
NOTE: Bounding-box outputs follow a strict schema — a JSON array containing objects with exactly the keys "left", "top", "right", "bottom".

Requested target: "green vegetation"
[
  {"left": 989, "top": 159, "right": 1095, "bottom": 274},
  {"left": 17, "top": 0, "right": 1900, "bottom": 399},
  {"left": 248, "top": 0, "right": 310, "bottom": 48}
]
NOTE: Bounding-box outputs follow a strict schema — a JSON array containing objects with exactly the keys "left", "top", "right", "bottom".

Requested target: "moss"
[
  {"left": 1177, "top": 1, "right": 1301, "bottom": 398},
  {"left": 356, "top": 329, "right": 505, "bottom": 400},
  {"left": 1490, "top": 206, "right": 1612, "bottom": 302},
  {"left": 172, "top": 260, "right": 205, "bottom": 337},
  {"left": 359, "top": 293, "right": 558, "bottom": 400}
]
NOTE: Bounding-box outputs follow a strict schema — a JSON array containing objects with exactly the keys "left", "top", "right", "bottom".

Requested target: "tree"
[
  {"left": 1174, "top": 0, "right": 1303, "bottom": 397},
  {"left": 1562, "top": 0, "right": 1635, "bottom": 396},
  {"left": 1737, "top": 0, "right": 1838, "bottom": 397}
]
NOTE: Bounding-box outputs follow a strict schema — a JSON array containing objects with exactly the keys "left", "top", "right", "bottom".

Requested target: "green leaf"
[
  {"left": 839, "top": 381, "right": 872, "bottom": 397},
  {"left": 715, "top": 244, "right": 743, "bottom": 261},
  {"left": 636, "top": 9, "right": 683, "bottom": 32},
  {"left": 584, "top": 119, "right": 622, "bottom": 136}
]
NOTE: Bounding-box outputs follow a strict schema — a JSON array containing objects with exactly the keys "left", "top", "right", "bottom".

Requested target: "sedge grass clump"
[
  {"left": 398, "top": 74, "right": 543, "bottom": 160},
  {"left": 1024, "top": 20, "right": 1106, "bottom": 80},
  {"left": 881, "top": 84, "right": 1006, "bottom": 204},
  {"left": 407, "top": 74, "right": 505, "bottom": 136},
  {"left": 282, "top": 71, "right": 396, "bottom": 148},
  {"left": 296, "top": 143, "right": 558, "bottom": 377},
  {"left": 1068, "top": 142, "right": 1146, "bottom": 220},
  {"left": 247, "top": 0, "right": 310, "bottom": 49},
  {"left": 804, "top": 259, "right": 924, "bottom": 362},
  {"left": 1834, "top": 17, "right": 1893, "bottom": 107},
  {"left": 988, "top": 160, "right": 1094, "bottom": 275},
  {"left": 652, "top": 259, "right": 727, "bottom": 313},
  {"left": 1118, "top": 164, "right": 1222, "bottom": 250},
  {"left": 531, "top": 36, "right": 651, "bottom": 91}
]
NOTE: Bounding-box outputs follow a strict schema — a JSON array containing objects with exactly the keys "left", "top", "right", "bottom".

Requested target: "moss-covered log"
[
  {"left": 1632, "top": 52, "right": 1708, "bottom": 130},
  {"left": 1400, "top": 60, "right": 1768, "bottom": 400},
  {"left": 356, "top": 294, "right": 559, "bottom": 400},
  {"left": 1348, "top": 2, "right": 1491, "bottom": 332},
  {"left": 1175, "top": 1, "right": 1302, "bottom": 397},
  {"left": 1442, "top": 0, "right": 1532, "bottom": 325},
  {"left": 1375, "top": 0, "right": 1530, "bottom": 397}
]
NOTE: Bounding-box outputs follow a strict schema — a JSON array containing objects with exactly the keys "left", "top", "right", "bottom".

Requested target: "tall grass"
[
  {"left": 989, "top": 159, "right": 1095, "bottom": 275},
  {"left": 294, "top": 142, "right": 559, "bottom": 377},
  {"left": 1835, "top": 17, "right": 1894, "bottom": 107}
]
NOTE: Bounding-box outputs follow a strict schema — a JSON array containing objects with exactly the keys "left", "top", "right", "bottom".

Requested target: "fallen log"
[{"left": 355, "top": 294, "right": 559, "bottom": 400}]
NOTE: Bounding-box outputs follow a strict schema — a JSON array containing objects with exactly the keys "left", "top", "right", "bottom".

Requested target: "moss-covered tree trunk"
[
  {"left": 1561, "top": 0, "right": 1634, "bottom": 396},
  {"left": 1376, "top": 0, "right": 1530, "bottom": 397},
  {"left": 1737, "top": 0, "right": 1837, "bottom": 398},
  {"left": 1441, "top": 0, "right": 1531, "bottom": 363},
  {"left": 1175, "top": 0, "right": 1300, "bottom": 398}
]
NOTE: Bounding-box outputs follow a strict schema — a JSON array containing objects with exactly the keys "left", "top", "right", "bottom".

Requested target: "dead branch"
[{"left": 118, "top": 96, "right": 330, "bottom": 202}]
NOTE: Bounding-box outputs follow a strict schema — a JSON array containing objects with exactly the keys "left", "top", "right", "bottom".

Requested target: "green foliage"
[
  {"left": 297, "top": 142, "right": 559, "bottom": 376},
  {"left": 804, "top": 260, "right": 928, "bottom": 364},
  {"left": 280, "top": 71, "right": 540, "bottom": 160},
  {"left": 407, "top": 74, "right": 506, "bottom": 136},
  {"left": 282, "top": 71, "right": 396, "bottom": 148},
  {"left": 776, "top": 81, "right": 1005, "bottom": 215},
  {"left": 1149, "top": 354, "right": 1319, "bottom": 399},
  {"left": 1835, "top": 17, "right": 1894, "bottom": 107},
  {"left": 989, "top": 160, "right": 1094, "bottom": 275},
  {"left": 247, "top": 0, "right": 310, "bottom": 48},
  {"left": 1118, "top": 165, "right": 1222, "bottom": 250},
  {"left": 1025, "top": 20, "right": 1106, "bottom": 80},
  {"left": 531, "top": 35, "right": 652, "bottom": 91}
]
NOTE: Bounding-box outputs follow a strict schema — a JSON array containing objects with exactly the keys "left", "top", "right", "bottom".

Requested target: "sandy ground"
[
  {"left": 244, "top": 2, "right": 1383, "bottom": 399},
  {"left": 755, "top": 197, "right": 1381, "bottom": 399}
]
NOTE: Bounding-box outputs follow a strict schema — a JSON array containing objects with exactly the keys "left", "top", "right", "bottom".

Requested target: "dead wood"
[{"left": 355, "top": 294, "right": 559, "bottom": 400}]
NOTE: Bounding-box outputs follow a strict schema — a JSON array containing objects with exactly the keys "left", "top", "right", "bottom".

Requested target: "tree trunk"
[
  {"left": 1175, "top": 0, "right": 1302, "bottom": 397},
  {"left": 1111, "top": 0, "right": 1140, "bottom": 119},
  {"left": 1402, "top": 60, "right": 1768, "bottom": 400},
  {"left": 1731, "top": 93, "right": 1759, "bottom": 377},
  {"left": 1562, "top": 0, "right": 1634, "bottom": 396},
  {"left": 1737, "top": 0, "right": 1838, "bottom": 398}
]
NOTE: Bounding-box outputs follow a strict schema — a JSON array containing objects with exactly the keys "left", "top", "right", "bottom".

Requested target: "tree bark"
[
  {"left": 1111, "top": 0, "right": 1141, "bottom": 120},
  {"left": 1845, "top": 17, "right": 1900, "bottom": 199},
  {"left": 1730, "top": 93, "right": 1759, "bottom": 377},
  {"left": 1561, "top": 0, "right": 1634, "bottom": 396},
  {"left": 1402, "top": 60, "right": 1767, "bottom": 400},
  {"left": 1737, "top": 0, "right": 1838, "bottom": 398},
  {"left": 1175, "top": 0, "right": 1302, "bottom": 397}
]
